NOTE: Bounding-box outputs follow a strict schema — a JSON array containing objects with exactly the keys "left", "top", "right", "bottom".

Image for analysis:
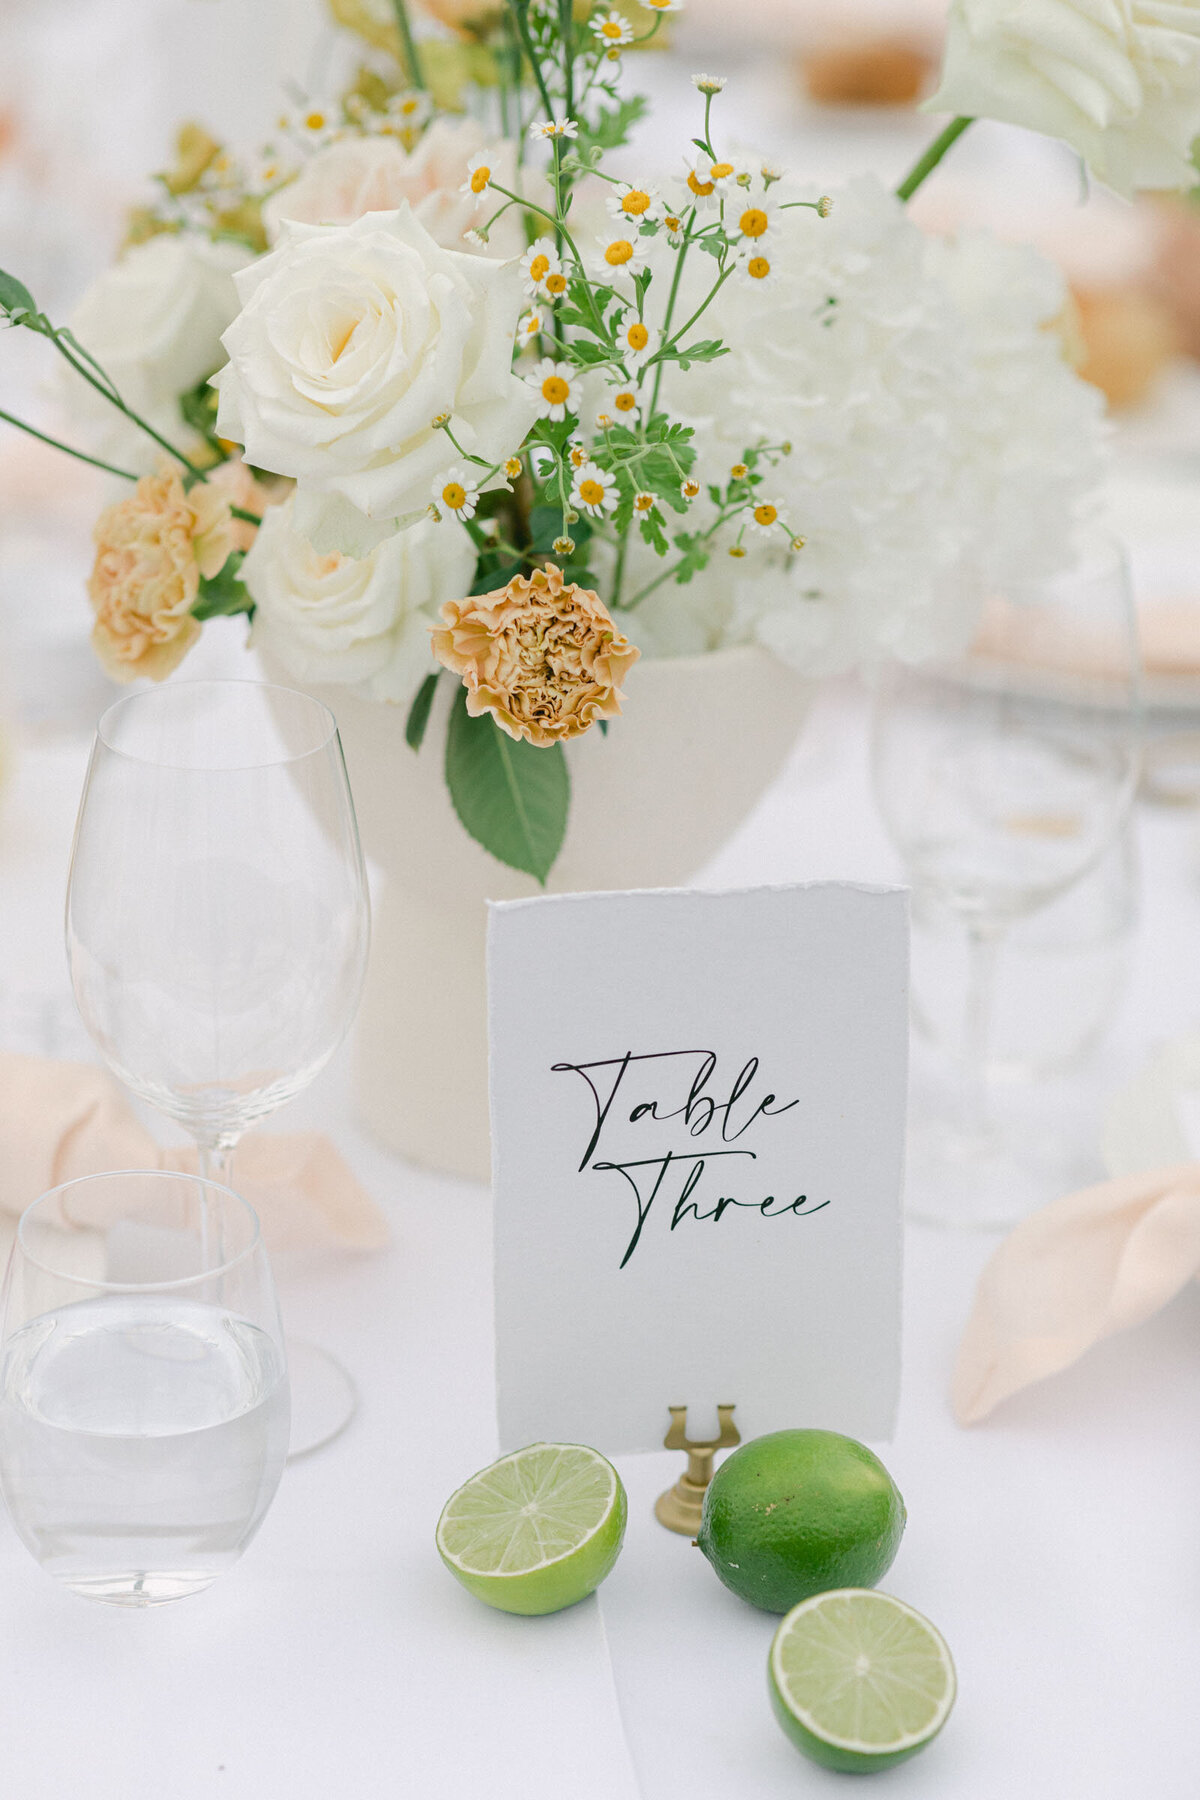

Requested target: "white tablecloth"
[{"left": 0, "top": 660, "right": 1198, "bottom": 1799}]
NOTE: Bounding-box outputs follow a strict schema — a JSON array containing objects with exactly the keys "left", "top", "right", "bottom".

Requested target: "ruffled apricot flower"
[
  {"left": 87, "top": 464, "right": 239, "bottom": 682},
  {"left": 431, "top": 563, "right": 640, "bottom": 747}
]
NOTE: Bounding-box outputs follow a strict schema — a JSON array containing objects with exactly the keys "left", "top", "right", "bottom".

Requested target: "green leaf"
[
  {"left": 192, "top": 552, "right": 253, "bottom": 620},
  {"left": 444, "top": 686, "right": 569, "bottom": 883},
  {"left": 579, "top": 94, "right": 648, "bottom": 154},
  {"left": 405, "top": 672, "right": 439, "bottom": 751},
  {"left": 0, "top": 269, "right": 36, "bottom": 320}
]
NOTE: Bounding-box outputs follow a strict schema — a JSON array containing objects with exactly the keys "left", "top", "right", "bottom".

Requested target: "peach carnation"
[
  {"left": 87, "top": 465, "right": 237, "bottom": 682},
  {"left": 431, "top": 563, "right": 639, "bottom": 746}
]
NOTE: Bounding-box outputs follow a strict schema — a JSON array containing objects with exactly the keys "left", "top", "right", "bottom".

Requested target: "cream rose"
[
  {"left": 213, "top": 205, "right": 538, "bottom": 556},
  {"left": 265, "top": 120, "right": 525, "bottom": 260},
  {"left": 927, "top": 0, "right": 1200, "bottom": 196},
  {"left": 243, "top": 493, "right": 475, "bottom": 703},
  {"left": 66, "top": 233, "right": 251, "bottom": 471}
]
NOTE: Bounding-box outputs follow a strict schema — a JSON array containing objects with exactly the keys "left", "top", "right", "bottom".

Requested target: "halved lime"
[
  {"left": 769, "top": 1589, "right": 956, "bottom": 1773},
  {"left": 436, "top": 1442, "right": 627, "bottom": 1615}
]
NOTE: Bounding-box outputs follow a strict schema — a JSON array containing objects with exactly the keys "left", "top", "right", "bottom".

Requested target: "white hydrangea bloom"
[{"left": 631, "top": 176, "right": 1105, "bottom": 675}]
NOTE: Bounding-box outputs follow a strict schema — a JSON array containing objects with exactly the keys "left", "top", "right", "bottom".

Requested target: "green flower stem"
[
  {"left": 509, "top": 0, "right": 556, "bottom": 124},
  {"left": 390, "top": 0, "right": 427, "bottom": 90},
  {"left": 895, "top": 115, "right": 974, "bottom": 202},
  {"left": 0, "top": 406, "right": 139, "bottom": 481},
  {"left": 230, "top": 504, "right": 262, "bottom": 525},
  {"left": 655, "top": 260, "right": 733, "bottom": 365},
  {"left": 622, "top": 505, "right": 744, "bottom": 611},
  {"left": 648, "top": 207, "right": 696, "bottom": 416},
  {"left": 558, "top": 0, "right": 575, "bottom": 121},
  {"left": 438, "top": 418, "right": 492, "bottom": 468},
  {"left": 43, "top": 326, "right": 207, "bottom": 479},
  {"left": 490, "top": 181, "right": 609, "bottom": 340}
]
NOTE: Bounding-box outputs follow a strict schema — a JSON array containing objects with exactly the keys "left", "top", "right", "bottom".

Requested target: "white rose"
[
  {"left": 213, "top": 205, "right": 537, "bottom": 556},
  {"left": 66, "top": 233, "right": 251, "bottom": 471},
  {"left": 927, "top": 0, "right": 1200, "bottom": 196},
  {"left": 265, "top": 119, "right": 525, "bottom": 260},
  {"left": 244, "top": 493, "right": 475, "bottom": 703}
]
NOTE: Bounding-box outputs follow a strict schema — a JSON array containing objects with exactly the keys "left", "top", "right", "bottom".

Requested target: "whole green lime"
[{"left": 696, "top": 1430, "right": 906, "bottom": 1614}]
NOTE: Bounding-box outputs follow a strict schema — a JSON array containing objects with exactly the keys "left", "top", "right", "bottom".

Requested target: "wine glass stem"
[
  {"left": 961, "top": 922, "right": 1004, "bottom": 1140},
  {"left": 196, "top": 1143, "right": 238, "bottom": 1271}
]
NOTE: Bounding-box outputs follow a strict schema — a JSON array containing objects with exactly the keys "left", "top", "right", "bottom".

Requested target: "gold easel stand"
[{"left": 654, "top": 1404, "right": 740, "bottom": 1535}]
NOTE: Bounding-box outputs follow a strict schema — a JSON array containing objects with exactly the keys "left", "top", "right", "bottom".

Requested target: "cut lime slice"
[
  {"left": 769, "top": 1589, "right": 956, "bottom": 1773},
  {"left": 436, "top": 1442, "right": 627, "bottom": 1616}
]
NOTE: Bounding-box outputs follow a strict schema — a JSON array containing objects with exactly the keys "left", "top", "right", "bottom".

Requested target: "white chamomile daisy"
[
  {"left": 517, "top": 309, "right": 547, "bottom": 348},
  {"left": 609, "top": 385, "right": 641, "bottom": 423},
  {"left": 633, "top": 491, "right": 657, "bottom": 516},
  {"left": 691, "top": 73, "right": 727, "bottom": 94},
  {"left": 526, "top": 357, "right": 580, "bottom": 422},
  {"left": 680, "top": 477, "right": 702, "bottom": 502},
  {"left": 504, "top": 455, "right": 523, "bottom": 480},
  {"left": 387, "top": 90, "right": 432, "bottom": 129},
  {"left": 662, "top": 211, "right": 686, "bottom": 248},
  {"left": 593, "top": 230, "right": 650, "bottom": 281},
  {"left": 681, "top": 149, "right": 737, "bottom": 209},
  {"left": 570, "top": 461, "right": 618, "bottom": 519},
  {"left": 590, "top": 9, "right": 634, "bottom": 45},
  {"left": 614, "top": 309, "right": 659, "bottom": 367},
  {"left": 606, "top": 181, "right": 662, "bottom": 225},
  {"left": 747, "top": 497, "right": 785, "bottom": 536},
  {"left": 736, "top": 245, "right": 778, "bottom": 287},
  {"left": 520, "top": 238, "right": 563, "bottom": 297},
  {"left": 432, "top": 464, "right": 480, "bottom": 521},
  {"left": 567, "top": 439, "right": 590, "bottom": 471},
  {"left": 462, "top": 150, "right": 495, "bottom": 200},
  {"left": 644, "top": 0, "right": 683, "bottom": 11},
  {"left": 530, "top": 117, "right": 579, "bottom": 141},
  {"left": 731, "top": 197, "right": 775, "bottom": 242}
]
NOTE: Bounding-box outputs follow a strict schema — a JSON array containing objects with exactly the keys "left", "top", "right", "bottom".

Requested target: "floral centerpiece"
[{"left": 3, "top": 0, "right": 1199, "bottom": 887}]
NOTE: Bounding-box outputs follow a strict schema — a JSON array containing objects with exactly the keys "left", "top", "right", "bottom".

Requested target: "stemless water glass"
[
  {"left": 0, "top": 1171, "right": 289, "bottom": 1606},
  {"left": 65, "top": 681, "right": 370, "bottom": 1450},
  {"left": 871, "top": 534, "right": 1141, "bottom": 1228}
]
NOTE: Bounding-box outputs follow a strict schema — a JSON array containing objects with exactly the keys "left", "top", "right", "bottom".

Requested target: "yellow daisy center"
[
  {"left": 621, "top": 189, "right": 653, "bottom": 216},
  {"left": 400, "top": 98, "right": 420, "bottom": 115},
  {"left": 470, "top": 166, "right": 491, "bottom": 194},
  {"left": 601, "top": 18, "right": 623, "bottom": 35},
  {"left": 545, "top": 271, "right": 568, "bottom": 295},
  {"left": 305, "top": 111, "right": 326, "bottom": 130},
  {"left": 635, "top": 494, "right": 654, "bottom": 512},
  {"left": 748, "top": 256, "right": 771, "bottom": 280},
  {"left": 530, "top": 254, "right": 551, "bottom": 281},
  {"left": 740, "top": 208, "right": 769, "bottom": 238},
  {"left": 579, "top": 480, "right": 606, "bottom": 506},
  {"left": 614, "top": 391, "right": 637, "bottom": 412},
  {"left": 442, "top": 483, "right": 468, "bottom": 510},
  {"left": 665, "top": 215, "right": 682, "bottom": 233},
  {"left": 505, "top": 457, "right": 522, "bottom": 477},
  {"left": 542, "top": 375, "right": 570, "bottom": 406},
  {"left": 731, "top": 463, "right": 748, "bottom": 479},
  {"left": 570, "top": 446, "right": 588, "bottom": 467},
  {"left": 605, "top": 239, "right": 635, "bottom": 266},
  {"left": 626, "top": 321, "right": 650, "bottom": 351},
  {"left": 687, "top": 173, "right": 715, "bottom": 198},
  {"left": 683, "top": 480, "right": 700, "bottom": 498},
  {"left": 710, "top": 162, "right": 734, "bottom": 180},
  {"left": 754, "top": 503, "right": 778, "bottom": 527}
]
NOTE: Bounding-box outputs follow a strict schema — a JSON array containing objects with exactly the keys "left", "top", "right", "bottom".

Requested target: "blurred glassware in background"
[
  {"left": 871, "top": 534, "right": 1142, "bottom": 1230},
  {"left": 910, "top": 825, "right": 1136, "bottom": 1083}
]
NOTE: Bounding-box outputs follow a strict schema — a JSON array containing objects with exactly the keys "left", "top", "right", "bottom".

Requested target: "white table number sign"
[{"left": 489, "top": 883, "right": 908, "bottom": 1454}]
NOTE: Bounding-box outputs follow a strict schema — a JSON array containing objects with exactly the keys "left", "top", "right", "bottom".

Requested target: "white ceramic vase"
[{"left": 294, "top": 647, "right": 810, "bottom": 1181}]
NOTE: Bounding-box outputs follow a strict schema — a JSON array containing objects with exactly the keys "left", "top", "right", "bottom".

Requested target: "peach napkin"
[
  {"left": 0, "top": 1051, "right": 390, "bottom": 1253},
  {"left": 952, "top": 1163, "right": 1200, "bottom": 1423}
]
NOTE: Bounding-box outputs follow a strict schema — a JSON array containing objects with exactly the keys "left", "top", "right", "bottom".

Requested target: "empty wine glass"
[
  {"left": 65, "top": 681, "right": 370, "bottom": 1448},
  {"left": 871, "top": 534, "right": 1141, "bottom": 1228},
  {"left": 0, "top": 1171, "right": 289, "bottom": 1606}
]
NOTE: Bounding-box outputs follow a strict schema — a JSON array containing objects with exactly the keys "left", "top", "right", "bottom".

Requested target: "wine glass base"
[{"left": 285, "top": 1337, "right": 359, "bottom": 1461}]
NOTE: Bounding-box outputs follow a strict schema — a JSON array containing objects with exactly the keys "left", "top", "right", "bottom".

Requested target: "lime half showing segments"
[
  {"left": 769, "top": 1588, "right": 957, "bottom": 1773},
  {"left": 436, "top": 1442, "right": 627, "bottom": 1615}
]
